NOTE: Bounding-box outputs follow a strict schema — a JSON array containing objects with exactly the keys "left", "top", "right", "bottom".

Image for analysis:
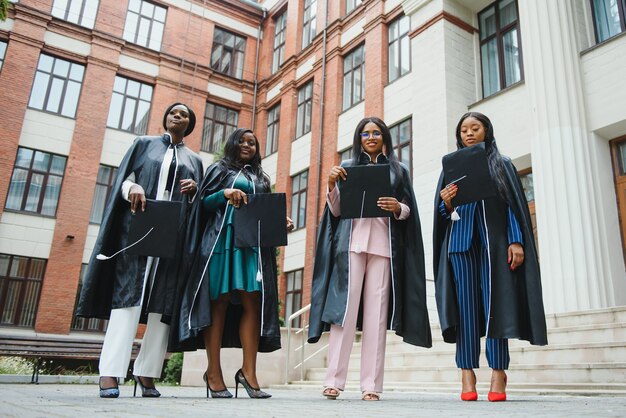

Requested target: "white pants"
[{"left": 98, "top": 308, "right": 169, "bottom": 378}]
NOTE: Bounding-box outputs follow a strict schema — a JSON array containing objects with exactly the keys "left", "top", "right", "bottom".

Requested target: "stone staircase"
[{"left": 276, "top": 307, "right": 626, "bottom": 396}]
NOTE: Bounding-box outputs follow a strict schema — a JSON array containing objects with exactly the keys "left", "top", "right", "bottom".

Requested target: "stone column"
[{"left": 518, "top": 1, "right": 619, "bottom": 313}]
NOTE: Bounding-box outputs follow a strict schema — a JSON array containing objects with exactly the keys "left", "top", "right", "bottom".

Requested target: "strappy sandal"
[
  {"left": 322, "top": 387, "right": 341, "bottom": 399},
  {"left": 362, "top": 391, "right": 380, "bottom": 401}
]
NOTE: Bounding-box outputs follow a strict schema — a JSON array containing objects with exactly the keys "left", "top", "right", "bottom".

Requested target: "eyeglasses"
[{"left": 360, "top": 131, "right": 382, "bottom": 140}]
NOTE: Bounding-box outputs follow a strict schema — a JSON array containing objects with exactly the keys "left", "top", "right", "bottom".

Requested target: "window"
[
  {"left": 388, "top": 15, "right": 411, "bottom": 82},
  {"left": 346, "top": 0, "right": 362, "bottom": 14},
  {"left": 211, "top": 27, "right": 246, "bottom": 79},
  {"left": 266, "top": 104, "right": 280, "bottom": 156},
  {"left": 0, "top": 40, "right": 7, "bottom": 72},
  {"left": 339, "top": 147, "right": 352, "bottom": 162},
  {"left": 89, "top": 165, "right": 118, "bottom": 224},
  {"left": 343, "top": 44, "right": 365, "bottom": 110},
  {"left": 5, "top": 148, "right": 67, "bottom": 216},
  {"left": 296, "top": 81, "right": 313, "bottom": 137},
  {"left": 478, "top": 0, "right": 522, "bottom": 97},
  {"left": 71, "top": 264, "right": 108, "bottom": 332},
  {"left": 0, "top": 254, "right": 46, "bottom": 328},
  {"left": 591, "top": 0, "right": 626, "bottom": 42},
  {"left": 284, "top": 269, "right": 304, "bottom": 327},
  {"left": 302, "top": 0, "right": 317, "bottom": 49},
  {"left": 123, "top": 0, "right": 166, "bottom": 51},
  {"left": 519, "top": 171, "right": 534, "bottom": 203},
  {"left": 272, "top": 12, "right": 287, "bottom": 73},
  {"left": 28, "top": 54, "right": 85, "bottom": 118},
  {"left": 291, "top": 170, "right": 308, "bottom": 230},
  {"left": 51, "top": 0, "right": 100, "bottom": 29},
  {"left": 390, "top": 118, "right": 412, "bottom": 173},
  {"left": 202, "top": 102, "right": 239, "bottom": 153},
  {"left": 106, "top": 75, "right": 153, "bottom": 135}
]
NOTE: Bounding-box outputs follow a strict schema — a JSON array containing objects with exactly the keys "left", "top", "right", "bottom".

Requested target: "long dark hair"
[
  {"left": 350, "top": 116, "right": 402, "bottom": 178},
  {"left": 218, "top": 128, "right": 270, "bottom": 189},
  {"left": 455, "top": 112, "right": 512, "bottom": 204}
]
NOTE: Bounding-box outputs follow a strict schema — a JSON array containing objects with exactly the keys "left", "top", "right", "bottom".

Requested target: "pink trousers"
[{"left": 323, "top": 252, "right": 391, "bottom": 393}]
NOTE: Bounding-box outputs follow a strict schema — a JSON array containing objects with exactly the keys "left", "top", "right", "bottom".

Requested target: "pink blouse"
[{"left": 327, "top": 186, "right": 410, "bottom": 258}]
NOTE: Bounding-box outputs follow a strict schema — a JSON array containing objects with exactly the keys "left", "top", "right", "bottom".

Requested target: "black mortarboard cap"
[
  {"left": 234, "top": 193, "right": 288, "bottom": 248},
  {"left": 339, "top": 164, "right": 392, "bottom": 218},
  {"left": 125, "top": 199, "right": 182, "bottom": 258},
  {"left": 442, "top": 142, "right": 497, "bottom": 207}
]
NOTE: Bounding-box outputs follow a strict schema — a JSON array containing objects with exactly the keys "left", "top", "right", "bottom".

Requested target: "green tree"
[{"left": 0, "top": 0, "right": 9, "bottom": 22}]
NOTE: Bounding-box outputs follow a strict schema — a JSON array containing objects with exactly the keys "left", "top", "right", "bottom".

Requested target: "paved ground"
[{"left": 1, "top": 383, "right": 625, "bottom": 418}]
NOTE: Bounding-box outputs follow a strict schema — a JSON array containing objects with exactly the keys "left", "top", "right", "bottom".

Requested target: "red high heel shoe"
[
  {"left": 488, "top": 372, "right": 507, "bottom": 402},
  {"left": 460, "top": 369, "right": 478, "bottom": 401}
]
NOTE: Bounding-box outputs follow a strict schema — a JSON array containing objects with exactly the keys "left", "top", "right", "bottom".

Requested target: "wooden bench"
[{"left": 0, "top": 334, "right": 141, "bottom": 383}]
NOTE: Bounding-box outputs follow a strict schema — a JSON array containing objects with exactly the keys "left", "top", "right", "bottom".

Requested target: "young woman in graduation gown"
[
  {"left": 433, "top": 112, "right": 547, "bottom": 402},
  {"left": 173, "top": 128, "right": 292, "bottom": 399},
  {"left": 308, "top": 117, "right": 432, "bottom": 401},
  {"left": 76, "top": 103, "right": 203, "bottom": 398}
]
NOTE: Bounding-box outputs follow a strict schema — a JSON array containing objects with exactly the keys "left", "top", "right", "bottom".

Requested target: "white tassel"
[
  {"left": 256, "top": 219, "right": 263, "bottom": 282},
  {"left": 451, "top": 208, "right": 460, "bottom": 221},
  {"left": 96, "top": 227, "right": 154, "bottom": 260}
]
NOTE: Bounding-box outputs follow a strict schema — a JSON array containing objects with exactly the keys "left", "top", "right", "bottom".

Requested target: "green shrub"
[
  {"left": 162, "top": 352, "right": 183, "bottom": 385},
  {"left": 0, "top": 357, "right": 34, "bottom": 374}
]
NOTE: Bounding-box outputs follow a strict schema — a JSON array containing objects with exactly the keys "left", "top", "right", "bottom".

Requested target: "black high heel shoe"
[
  {"left": 234, "top": 369, "right": 271, "bottom": 399},
  {"left": 99, "top": 376, "right": 119, "bottom": 398},
  {"left": 133, "top": 375, "right": 161, "bottom": 398},
  {"left": 203, "top": 371, "right": 233, "bottom": 398}
]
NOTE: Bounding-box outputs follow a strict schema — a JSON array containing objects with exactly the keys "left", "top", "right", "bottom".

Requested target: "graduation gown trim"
[
  {"left": 433, "top": 156, "right": 548, "bottom": 346},
  {"left": 308, "top": 155, "right": 432, "bottom": 348},
  {"left": 171, "top": 163, "right": 281, "bottom": 353},
  {"left": 76, "top": 135, "right": 203, "bottom": 324}
]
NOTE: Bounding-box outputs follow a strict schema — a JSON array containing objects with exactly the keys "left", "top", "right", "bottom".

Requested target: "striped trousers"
[{"left": 449, "top": 219, "right": 509, "bottom": 370}]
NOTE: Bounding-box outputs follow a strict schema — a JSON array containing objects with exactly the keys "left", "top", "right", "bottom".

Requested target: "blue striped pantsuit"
[{"left": 449, "top": 224, "right": 509, "bottom": 370}]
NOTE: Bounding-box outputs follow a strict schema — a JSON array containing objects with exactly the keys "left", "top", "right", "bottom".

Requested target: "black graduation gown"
[
  {"left": 433, "top": 157, "right": 548, "bottom": 346},
  {"left": 170, "top": 163, "right": 281, "bottom": 353},
  {"left": 308, "top": 154, "right": 432, "bottom": 348},
  {"left": 76, "top": 135, "right": 203, "bottom": 324}
]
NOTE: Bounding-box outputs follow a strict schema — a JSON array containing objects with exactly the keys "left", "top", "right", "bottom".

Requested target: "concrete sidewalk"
[{"left": 0, "top": 383, "right": 625, "bottom": 418}]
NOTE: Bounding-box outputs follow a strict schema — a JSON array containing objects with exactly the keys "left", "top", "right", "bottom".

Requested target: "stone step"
[
  {"left": 543, "top": 322, "right": 626, "bottom": 344},
  {"left": 305, "top": 362, "right": 626, "bottom": 384},
  {"left": 545, "top": 307, "right": 626, "bottom": 328},
  {"left": 344, "top": 341, "right": 626, "bottom": 367},
  {"left": 273, "top": 380, "right": 626, "bottom": 397}
]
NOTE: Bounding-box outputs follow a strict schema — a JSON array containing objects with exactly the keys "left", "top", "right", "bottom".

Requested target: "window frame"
[
  {"left": 272, "top": 11, "right": 288, "bottom": 73},
  {"left": 5, "top": 147, "right": 67, "bottom": 217},
  {"left": 284, "top": 269, "right": 304, "bottom": 327},
  {"left": 290, "top": 170, "right": 308, "bottom": 230},
  {"left": 201, "top": 102, "right": 239, "bottom": 154},
  {"left": 345, "top": 0, "right": 362, "bottom": 15},
  {"left": 478, "top": 0, "right": 524, "bottom": 98},
  {"left": 28, "top": 53, "right": 85, "bottom": 119},
  {"left": 106, "top": 75, "right": 153, "bottom": 135},
  {"left": 51, "top": 0, "right": 101, "bottom": 29},
  {"left": 0, "top": 40, "right": 7, "bottom": 73},
  {"left": 388, "top": 14, "right": 411, "bottom": 83},
  {"left": 211, "top": 27, "right": 247, "bottom": 80},
  {"left": 389, "top": 117, "right": 413, "bottom": 175},
  {"left": 590, "top": 0, "right": 626, "bottom": 43},
  {"left": 302, "top": 0, "right": 318, "bottom": 50},
  {"left": 89, "top": 165, "right": 118, "bottom": 224},
  {"left": 342, "top": 44, "right": 365, "bottom": 111},
  {"left": 0, "top": 254, "right": 47, "bottom": 328},
  {"left": 266, "top": 104, "right": 280, "bottom": 156},
  {"left": 122, "top": 0, "right": 167, "bottom": 51},
  {"left": 296, "top": 80, "right": 314, "bottom": 138}
]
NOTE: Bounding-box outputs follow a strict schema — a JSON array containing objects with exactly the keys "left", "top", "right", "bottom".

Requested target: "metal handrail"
[{"left": 285, "top": 304, "right": 311, "bottom": 383}]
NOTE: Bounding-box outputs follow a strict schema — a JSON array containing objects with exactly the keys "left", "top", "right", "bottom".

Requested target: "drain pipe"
[
  {"left": 239, "top": 0, "right": 267, "bottom": 130},
  {"left": 314, "top": 0, "right": 329, "bottom": 238}
]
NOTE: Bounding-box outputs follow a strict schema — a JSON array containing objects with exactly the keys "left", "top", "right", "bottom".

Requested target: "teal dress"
[{"left": 203, "top": 176, "right": 262, "bottom": 300}]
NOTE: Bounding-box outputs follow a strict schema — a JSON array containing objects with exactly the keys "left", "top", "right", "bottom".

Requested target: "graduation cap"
[
  {"left": 233, "top": 193, "right": 288, "bottom": 248},
  {"left": 442, "top": 142, "right": 497, "bottom": 208},
  {"left": 339, "top": 164, "right": 392, "bottom": 219},
  {"left": 96, "top": 199, "right": 182, "bottom": 260}
]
